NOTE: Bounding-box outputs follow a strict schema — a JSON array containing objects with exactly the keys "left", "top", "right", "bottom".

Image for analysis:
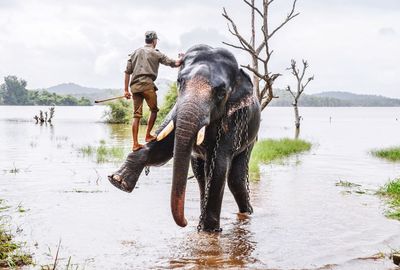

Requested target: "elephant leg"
[
  {"left": 228, "top": 146, "right": 253, "bottom": 214},
  {"left": 200, "top": 157, "right": 230, "bottom": 232},
  {"left": 191, "top": 157, "right": 205, "bottom": 202}
]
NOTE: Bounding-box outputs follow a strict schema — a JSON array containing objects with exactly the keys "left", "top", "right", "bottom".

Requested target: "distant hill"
[
  {"left": 269, "top": 90, "right": 400, "bottom": 107},
  {"left": 46, "top": 83, "right": 120, "bottom": 103},
  {"left": 47, "top": 83, "right": 100, "bottom": 95},
  {"left": 312, "top": 91, "right": 400, "bottom": 106},
  {"left": 46, "top": 79, "right": 174, "bottom": 104}
]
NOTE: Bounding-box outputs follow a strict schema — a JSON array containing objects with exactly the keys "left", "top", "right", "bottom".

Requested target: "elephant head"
[{"left": 169, "top": 45, "right": 254, "bottom": 227}]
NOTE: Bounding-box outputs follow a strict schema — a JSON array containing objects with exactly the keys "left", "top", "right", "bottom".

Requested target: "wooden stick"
[{"left": 94, "top": 95, "right": 126, "bottom": 103}]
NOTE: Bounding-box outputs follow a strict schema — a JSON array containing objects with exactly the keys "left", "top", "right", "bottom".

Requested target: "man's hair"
[{"left": 145, "top": 31, "right": 157, "bottom": 44}]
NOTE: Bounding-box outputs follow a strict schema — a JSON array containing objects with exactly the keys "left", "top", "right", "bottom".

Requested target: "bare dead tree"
[
  {"left": 33, "top": 106, "right": 55, "bottom": 125},
  {"left": 286, "top": 59, "right": 314, "bottom": 139},
  {"left": 48, "top": 106, "right": 55, "bottom": 123},
  {"left": 222, "top": 0, "right": 299, "bottom": 111}
]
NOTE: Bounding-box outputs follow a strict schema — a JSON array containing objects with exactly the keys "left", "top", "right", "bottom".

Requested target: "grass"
[
  {"left": 8, "top": 163, "right": 20, "bottom": 174},
  {"left": 335, "top": 180, "right": 371, "bottom": 195},
  {"left": 0, "top": 201, "right": 10, "bottom": 212},
  {"left": 249, "top": 138, "right": 312, "bottom": 180},
  {"left": 0, "top": 200, "right": 33, "bottom": 268},
  {"left": 335, "top": 180, "right": 361, "bottom": 188},
  {"left": 79, "top": 145, "right": 95, "bottom": 156},
  {"left": 64, "top": 189, "right": 105, "bottom": 194},
  {"left": 371, "top": 147, "right": 400, "bottom": 161},
  {"left": 377, "top": 178, "right": 400, "bottom": 220},
  {"left": 78, "top": 140, "right": 126, "bottom": 163},
  {"left": 17, "top": 203, "right": 29, "bottom": 213},
  {"left": 40, "top": 240, "right": 87, "bottom": 270}
]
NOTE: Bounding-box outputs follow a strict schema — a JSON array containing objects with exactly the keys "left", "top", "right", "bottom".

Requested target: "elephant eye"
[
  {"left": 216, "top": 87, "right": 227, "bottom": 100},
  {"left": 177, "top": 77, "right": 185, "bottom": 88}
]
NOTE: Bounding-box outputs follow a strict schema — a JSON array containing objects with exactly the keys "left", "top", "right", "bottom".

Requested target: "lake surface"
[{"left": 1, "top": 106, "right": 400, "bottom": 269}]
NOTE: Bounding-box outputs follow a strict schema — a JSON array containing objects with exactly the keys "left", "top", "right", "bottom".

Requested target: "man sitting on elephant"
[{"left": 124, "top": 31, "right": 184, "bottom": 151}]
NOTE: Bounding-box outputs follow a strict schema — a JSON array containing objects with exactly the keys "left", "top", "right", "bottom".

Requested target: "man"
[{"left": 124, "top": 31, "right": 183, "bottom": 151}]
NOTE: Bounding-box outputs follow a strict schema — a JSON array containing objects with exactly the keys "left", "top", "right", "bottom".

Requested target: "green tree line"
[
  {"left": 104, "top": 82, "right": 178, "bottom": 125},
  {"left": 0, "top": 75, "right": 91, "bottom": 106}
]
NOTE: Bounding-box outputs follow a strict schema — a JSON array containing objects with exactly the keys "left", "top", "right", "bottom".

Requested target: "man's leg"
[
  {"left": 143, "top": 89, "right": 159, "bottom": 142},
  {"left": 132, "top": 93, "right": 144, "bottom": 151},
  {"left": 146, "top": 111, "right": 157, "bottom": 142},
  {"left": 131, "top": 118, "right": 142, "bottom": 150}
]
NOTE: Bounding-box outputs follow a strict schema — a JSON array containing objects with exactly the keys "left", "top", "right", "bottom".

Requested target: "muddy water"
[{"left": 1, "top": 106, "right": 400, "bottom": 269}]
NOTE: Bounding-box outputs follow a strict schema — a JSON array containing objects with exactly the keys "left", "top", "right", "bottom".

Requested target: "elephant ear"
[{"left": 228, "top": 68, "right": 254, "bottom": 106}]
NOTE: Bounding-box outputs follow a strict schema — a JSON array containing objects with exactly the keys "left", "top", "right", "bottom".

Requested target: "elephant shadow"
[{"left": 168, "top": 215, "right": 259, "bottom": 268}]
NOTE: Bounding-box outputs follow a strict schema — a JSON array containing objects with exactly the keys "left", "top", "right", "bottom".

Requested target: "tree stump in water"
[{"left": 33, "top": 107, "right": 55, "bottom": 125}]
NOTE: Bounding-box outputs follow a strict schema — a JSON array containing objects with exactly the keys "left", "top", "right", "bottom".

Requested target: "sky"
[{"left": 0, "top": 0, "right": 399, "bottom": 97}]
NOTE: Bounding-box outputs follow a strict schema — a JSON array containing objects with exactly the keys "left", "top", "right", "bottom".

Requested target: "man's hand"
[
  {"left": 124, "top": 73, "right": 131, "bottom": 99},
  {"left": 124, "top": 90, "right": 131, "bottom": 99},
  {"left": 176, "top": 53, "right": 185, "bottom": 67}
]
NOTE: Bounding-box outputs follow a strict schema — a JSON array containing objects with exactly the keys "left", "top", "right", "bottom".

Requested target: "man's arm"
[
  {"left": 159, "top": 52, "right": 184, "bottom": 68},
  {"left": 124, "top": 73, "right": 131, "bottom": 99},
  {"left": 124, "top": 58, "right": 133, "bottom": 99}
]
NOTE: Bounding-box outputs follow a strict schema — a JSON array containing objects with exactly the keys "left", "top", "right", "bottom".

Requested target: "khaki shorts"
[{"left": 132, "top": 89, "right": 159, "bottom": 118}]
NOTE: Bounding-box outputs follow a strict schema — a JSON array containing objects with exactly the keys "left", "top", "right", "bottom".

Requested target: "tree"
[
  {"left": 286, "top": 59, "right": 314, "bottom": 139},
  {"left": 156, "top": 82, "right": 177, "bottom": 124},
  {"left": 104, "top": 99, "right": 132, "bottom": 124},
  {"left": 1, "top": 75, "right": 29, "bottom": 105},
  {"left": 104, "top": 83, "right": 178, "bottom": 125},
  {"left": 222, "top": 0, "right": 299, "bottom": 110}
]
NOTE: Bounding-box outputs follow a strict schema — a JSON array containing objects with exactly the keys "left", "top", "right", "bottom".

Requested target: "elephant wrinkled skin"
[{"left": 109, "top": 44, "right": 261, "bottom": 232}]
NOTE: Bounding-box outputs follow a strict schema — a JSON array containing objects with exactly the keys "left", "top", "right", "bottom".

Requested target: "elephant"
[{"left": 108, "top": 44, "right": 261, "bottom": 232}]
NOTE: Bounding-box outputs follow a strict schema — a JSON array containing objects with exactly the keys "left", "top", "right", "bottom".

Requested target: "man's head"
[{"left": 145, "top": 31, "right": 158, "bottom": 47}]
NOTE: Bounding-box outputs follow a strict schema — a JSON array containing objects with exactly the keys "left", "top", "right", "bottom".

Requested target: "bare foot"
[
  {"left": 145, "top": 135, "right": 156, "bottom": 143},
  {"left": 132, "top": 144, "right": 143, "bottom": 151}
]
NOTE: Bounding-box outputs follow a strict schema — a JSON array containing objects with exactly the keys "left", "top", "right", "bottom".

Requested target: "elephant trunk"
[{"left": 171, "top": 99, "right": 206, "bottom": 227}]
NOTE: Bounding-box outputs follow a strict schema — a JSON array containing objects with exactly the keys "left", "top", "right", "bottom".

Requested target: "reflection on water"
[
  {"left": 169, "top": 215, "right": 257, "bottom": 269},
  {"left": 1, "top": 106, "right": 400, "bottom": 269},
  {"left": 109, "top": 123, "right": 132, "bottom": 142}
]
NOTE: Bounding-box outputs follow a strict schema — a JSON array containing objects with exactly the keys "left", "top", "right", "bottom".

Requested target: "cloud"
[
  {"left": 180, "top": 28, "right": 229, "bottom": 50},
  {"left": 379, "top": 27, "right": 396, "bottom": 36},
  {"left": 0, "top": 0, "right": 17, "bottom": 8},
  {"left": 94, "top": 50, "right": 120, "bottom": 76},
  {"left": 0, "top": 0, "right": 400, "bottom": 98}
]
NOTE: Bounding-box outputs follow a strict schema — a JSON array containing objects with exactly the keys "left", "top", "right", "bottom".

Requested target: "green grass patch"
[
  {"left": 17, "top": 203, "right": 29, "bottom": 213},
  {"left": 249, "top": 138, "right": 312, "bottom": 180},
  {"left": 78, "top": 140, "right": 126, "bottom": 163},
  {"left": 378, "top": 178, "right": 400, "bottom": 220},
  {"left": 0, "top": 200, "right": 33, "bottom": 268},
  {"left": 372, "top": 147, "right": 400, "bottom": 161},
  {"left": 79, "top": 145, "right": 95, "bottom": 156}
]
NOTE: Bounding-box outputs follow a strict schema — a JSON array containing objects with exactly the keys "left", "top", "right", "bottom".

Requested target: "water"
[{"left": 1, "top": 106, "right": 400, "bottom": 269}]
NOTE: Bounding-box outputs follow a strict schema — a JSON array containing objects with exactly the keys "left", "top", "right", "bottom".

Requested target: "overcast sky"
[{"left": 1, "top": 0, "right": 399, "bottom": 97}]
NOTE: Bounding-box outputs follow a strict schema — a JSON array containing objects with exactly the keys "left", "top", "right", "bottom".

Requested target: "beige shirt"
[{"left": 125, "top": 44, "right": 177, "bottom": 93}]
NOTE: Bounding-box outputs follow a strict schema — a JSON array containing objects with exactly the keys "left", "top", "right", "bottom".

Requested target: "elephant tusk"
[
  {"left": 156, "top": 120, "right": 174, "bottom": 141},
  {"left": 196, "top": 126, "right": 206, "bottom": 145}
]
